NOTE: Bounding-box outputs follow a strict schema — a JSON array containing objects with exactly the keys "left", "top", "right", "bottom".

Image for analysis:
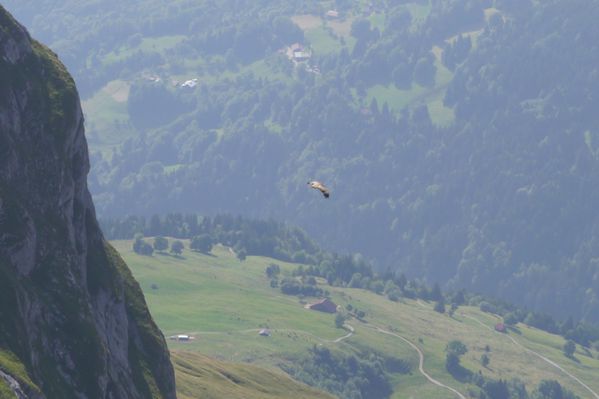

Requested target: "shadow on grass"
[
  {"left": 582, "top": 347, "right": 593, "bottom": 358},
  {"left": 565, "top": 354, "right": 580, "bottom": 363},
  {"left": 154, "top": 251, "right": 189, "bottom": 260},
  {"left": 193, "top": 250, "right": 217, "bottom": 258},
  {"left": 154, "top": 251, "right": 186, "bottom": 259},
  {"left": 507, "top": 326, "right": 522, "bottom": 335},
  {"left": 447, "top": 364, "right": 472, "bottom": 383}
]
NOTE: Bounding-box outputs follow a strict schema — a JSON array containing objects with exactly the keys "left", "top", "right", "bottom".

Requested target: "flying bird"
[{"left": 307, "top": 180, "right": 330, "bottom": 198}]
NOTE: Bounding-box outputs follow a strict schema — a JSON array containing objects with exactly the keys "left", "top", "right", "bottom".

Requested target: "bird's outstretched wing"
[{"left": 308, "top": 181, "right": 330, "bottom": 198}]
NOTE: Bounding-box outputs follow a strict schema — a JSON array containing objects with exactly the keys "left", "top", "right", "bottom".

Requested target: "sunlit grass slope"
[
  {"left": 172, "top": 351, "right": 334, "bottom": 399},
  {"left": 110, "top": 242, "right": 343, "bottom": 359},
  {"left": 113, "top": 240, "right": 599, "bottom": 399}
]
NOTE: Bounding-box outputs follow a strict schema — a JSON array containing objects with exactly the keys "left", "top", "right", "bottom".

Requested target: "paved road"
[
  {"left": 462, "top": 314, "right": 599, "bottom": 399},
  {"left": 374, "top": 327, "right": 466, "bottom": 399}
]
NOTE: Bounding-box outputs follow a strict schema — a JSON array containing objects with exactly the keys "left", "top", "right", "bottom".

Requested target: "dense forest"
[
  {"left": 6, "top": 0, "right": 599, "bottom": 323},
  {"left": 282, "top": 347, "right": 396, "bottom": 399}
]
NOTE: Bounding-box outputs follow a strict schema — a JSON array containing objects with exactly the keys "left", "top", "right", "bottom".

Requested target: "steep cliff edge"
[{"left": 0, "top": 6, "right": 176, "bottom": 399}]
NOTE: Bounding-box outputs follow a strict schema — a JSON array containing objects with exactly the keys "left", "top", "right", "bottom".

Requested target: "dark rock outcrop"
[{"left": 0, "top": 6, "right": 176, "bottom": 398}]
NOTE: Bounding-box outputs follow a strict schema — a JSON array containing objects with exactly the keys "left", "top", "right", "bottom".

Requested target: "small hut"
[{"left": 259, "top": 329, "right": 271, "bottom": 337}]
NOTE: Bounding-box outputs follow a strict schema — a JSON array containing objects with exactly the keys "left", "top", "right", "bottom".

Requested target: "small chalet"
[
  {"left": 259, "top": 329, "right": 271, "bottom": 337},
  {"left": 326, "top": 10, "right": 340, "bottom": 19},
  {"left": 288, "top": 43, "right": 311, "bottom": 62},
  {"left": 494, "top": 323, "right": 506, "bottom": 333},
  {"left": 306, "top": 298, "right": 337, "bottom": 313},
  {"left": 143, "top": 73, "right": 161, "bottom": 83},
  {"left": 181, "top": 78, "right": 199, "bottom": 88},
  {"left": 169, "top": 334, "right": 194, "bottom": 342}
]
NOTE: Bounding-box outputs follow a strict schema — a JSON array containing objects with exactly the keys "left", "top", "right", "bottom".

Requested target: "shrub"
[{"left": 190, "top": 234, "right": 212, "bottom": 253}]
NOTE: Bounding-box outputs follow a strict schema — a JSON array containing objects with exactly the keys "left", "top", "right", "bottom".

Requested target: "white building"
[{"left": 181, "top": 78, "right": 199, "bottom": 88}]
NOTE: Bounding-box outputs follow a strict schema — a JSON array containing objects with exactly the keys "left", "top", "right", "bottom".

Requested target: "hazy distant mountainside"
[
  {"left": 2, "top": 0, "right": 321, "bottom": 97},
  {"left": 0, "top": 6, "right": 175, "bottom": 398},
  {"left": 5, "top": 0, "right": 599, "bottom": 323}
]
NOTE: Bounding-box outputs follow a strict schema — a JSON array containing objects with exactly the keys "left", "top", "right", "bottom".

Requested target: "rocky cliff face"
[{"left": 0, "top": 6, "right": 176, "bottom": 399}]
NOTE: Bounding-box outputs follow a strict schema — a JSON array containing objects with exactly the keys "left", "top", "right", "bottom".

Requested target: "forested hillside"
[{"left": 6, "top": 0, "right": 599, "bottom": 323}]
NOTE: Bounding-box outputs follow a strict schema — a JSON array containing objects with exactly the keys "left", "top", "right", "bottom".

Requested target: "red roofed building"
[{"left": 495, "top": 323, "right": 506, "bottom": 333}]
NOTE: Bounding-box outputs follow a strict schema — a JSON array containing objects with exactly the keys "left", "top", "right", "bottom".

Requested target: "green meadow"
[
  {"left": 173, "top": 351, "right": 335, "bottom": 399},
  {"left": 113, "top": 240, "right": 599, "bottom": 399},
  {"left": 305, "top": 26, "right": 344, "bottom": 56}
]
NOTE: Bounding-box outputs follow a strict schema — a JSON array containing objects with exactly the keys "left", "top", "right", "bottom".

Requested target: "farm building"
[
  {"left": 287, "top": 43, "right": 311, "bottom": 62},
  {"left": 305, "top": 298, "right": 337, "bottom": 313},
  {"left": 326, "top": 10, "right": 339, "bottom": 19},
  {"left": 259, "top": 329, "right": 271, "bottom": 337},
  {"left": 181, "top": 78, "right": 198, "bottom": 88},
  {"left": 169, "top": 334, "right": 195, "bottom": 342},
  {"left": 495, "top": 323, "right": 506, "bottom": 333}
]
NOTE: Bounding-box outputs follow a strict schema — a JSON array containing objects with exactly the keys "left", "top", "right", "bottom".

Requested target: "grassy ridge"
[
  {"left": 173, "top": 351, "right": 334, "bottom": 399},
  {"left": 0, "top": 349, "right": 40, "bottom": 396},
  {"left": 114, "top": 240, "right": 599, "bottom": 399},
  {"left": 111, "top": 242, "right": 341, "bottom": 363}
]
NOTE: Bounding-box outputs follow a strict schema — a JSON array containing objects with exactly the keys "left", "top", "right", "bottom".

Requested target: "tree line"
[
  {"left": 100, "top": 213, "right": 323, "bottom": 263},
  {"left": 102, "top": 212, "right": 599, "bottom": 350}
]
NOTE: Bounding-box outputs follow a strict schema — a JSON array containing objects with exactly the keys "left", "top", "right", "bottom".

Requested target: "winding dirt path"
[
  {"left": 374, "top": 327, "right": 466, "bottom": 399},
  {"left": 332, "top": 324, "right": 354, "bottom": 343},
  {"left": 184, "top": 322, "right": 468, "bottom": 397},
  {"left": 462, "top": 314, "right": 599, "bottom": 399},
  {"left": 188, "top": 320, "right": 464, "bottom": 398}
]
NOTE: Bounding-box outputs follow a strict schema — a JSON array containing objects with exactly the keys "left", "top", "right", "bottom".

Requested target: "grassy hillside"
[
  {"left": 172, "top": 351, "right": 334, "bottom": 399},
  {"left": 112, "top": 240, "right": 599, "bottom": 399}
]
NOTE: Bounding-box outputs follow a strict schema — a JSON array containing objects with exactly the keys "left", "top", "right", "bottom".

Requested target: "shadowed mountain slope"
[{"left": 0, "top": 6, "right": 176, "bottom": 398}]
